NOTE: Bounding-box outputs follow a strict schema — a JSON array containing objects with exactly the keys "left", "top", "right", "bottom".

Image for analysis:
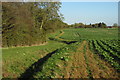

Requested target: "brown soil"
[
  {"left": 59, "top": 41, "right": 120, "bottom": 79},
  {"left": 62, "top": 41, "right": 88, "bottom": 78}
]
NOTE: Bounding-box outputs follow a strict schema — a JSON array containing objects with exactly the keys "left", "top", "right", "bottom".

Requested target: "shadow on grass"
[
  {"left": 49, "top": 37, "right": 77, "bottom": 44},
  {"left": 18, "top": 39, "right": 77, "bottom": 79},
  {"left": 18, "top": 49, "right": 59, "bottom": 80}
]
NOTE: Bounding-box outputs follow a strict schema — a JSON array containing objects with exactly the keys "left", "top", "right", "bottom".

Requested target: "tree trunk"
[{"left": 40, "top": 20, "right": 44, "bottom": 30}]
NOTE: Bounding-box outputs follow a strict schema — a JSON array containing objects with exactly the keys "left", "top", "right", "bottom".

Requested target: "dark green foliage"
[
  {"left": 67, "top": 22, "right": 107, "bottom": 28},
  {"left": 2, "top": 2, "right": 66, "bottom": 47}
]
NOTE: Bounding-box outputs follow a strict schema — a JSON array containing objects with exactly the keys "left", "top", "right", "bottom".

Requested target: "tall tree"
[
  {"left": 2, "top": 2, "right": 64, "bottom": 47},
  {"left": 34, "top": 2, "right": 62, "bottom": 30}
]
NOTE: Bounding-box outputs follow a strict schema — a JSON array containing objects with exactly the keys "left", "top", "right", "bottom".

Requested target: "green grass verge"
[{"left": 2, "top": 41, "right": 66, "bottom": 78}]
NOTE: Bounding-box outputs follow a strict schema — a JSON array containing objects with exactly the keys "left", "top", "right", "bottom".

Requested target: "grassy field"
[
  {"left": 2, "top": 28, "right": 120, "bottom": 79},
  {"left": 60, "top": 28, "right": 118, "bottom": 40}
]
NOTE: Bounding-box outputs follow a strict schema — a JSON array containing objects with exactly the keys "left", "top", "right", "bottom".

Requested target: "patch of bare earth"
[{"left": 62, "top": 41, "right": 88, "bottom": 78}]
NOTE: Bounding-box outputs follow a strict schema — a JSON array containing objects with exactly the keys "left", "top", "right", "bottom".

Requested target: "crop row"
[
  {"left": 89, "top": 40, "right": 120, "bottom": 70},
  {"left": 100, "top": 40, "right": 120, "bottom": 53},
  {"left": 106, "top": 40, "right": 120, "bottom": 48},
  {"left": 96, "top": 40, "right": 120, "bottom": 62}
]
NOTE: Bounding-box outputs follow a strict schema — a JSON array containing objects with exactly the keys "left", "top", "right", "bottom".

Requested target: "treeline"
[
  {"left": 2, "top": 2, "right": 67, "bottom": 47},
  {"left": 67, "top": 22, "right": 119, "bottom": 28},
  {"left": 67, "top": 22, "right": 107, "bottom": 28}
]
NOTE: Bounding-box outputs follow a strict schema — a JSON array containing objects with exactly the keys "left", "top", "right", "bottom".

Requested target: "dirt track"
[{"left": 55, "top": 30, "right": 64, "bottom": 40}]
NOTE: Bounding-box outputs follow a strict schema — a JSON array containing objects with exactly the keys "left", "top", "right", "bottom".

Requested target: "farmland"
[{"left": 2, "top": 28, "right": 120, "bottom": 79}]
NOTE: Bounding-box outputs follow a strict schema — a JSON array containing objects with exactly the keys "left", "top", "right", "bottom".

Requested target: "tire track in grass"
[
  {"left": 63, "top": 41, "right": 88, "bottom": 78},
  {"left": 83, "top": 43, "right": 93, "bottom": 79},
  {"left": 71, "top": 41, "right": 88, "bottom": 78}
]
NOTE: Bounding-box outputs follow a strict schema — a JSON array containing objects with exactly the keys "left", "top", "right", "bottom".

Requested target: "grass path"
[
  {"left": 55, "top": 30, "right": 64, "bottom": 40},
  {"left": 60, "top": 41, "right": 120, "bottom": 78}
]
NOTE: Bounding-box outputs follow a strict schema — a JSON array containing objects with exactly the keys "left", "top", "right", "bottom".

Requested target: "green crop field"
[
  {"left": 2, "top": 28, "right": 120, "bottom": 79},
  {"left": 60, "top": 28, "right": 118, "bottom": 40}
]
